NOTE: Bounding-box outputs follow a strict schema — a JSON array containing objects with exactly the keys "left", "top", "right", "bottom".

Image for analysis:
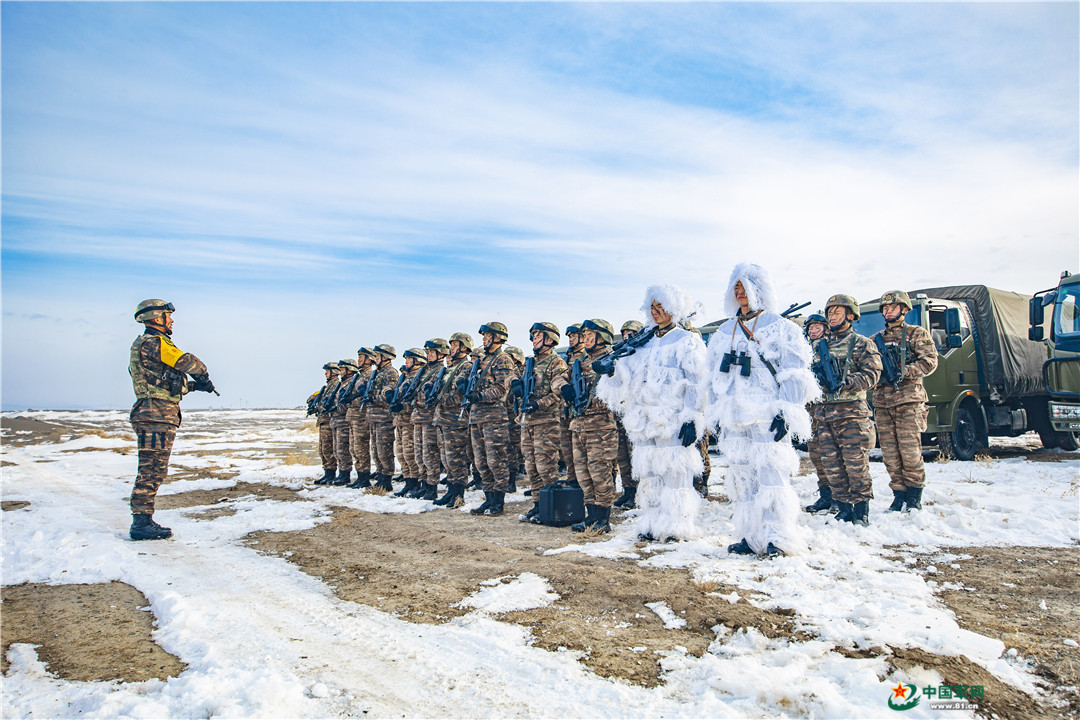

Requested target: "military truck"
[
  {"left": 1028, "top": 271, "right": 1080, "bottom": 450},
  {"left": 852, "top": 285, "right": 1068, "bottom": 460}
]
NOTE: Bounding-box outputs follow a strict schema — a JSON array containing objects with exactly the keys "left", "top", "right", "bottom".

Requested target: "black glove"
[
  {"left": 560, "top": 385, "right": 575, "bottom": 403},
  {"left": 384, "top": 390, "right": 394, "bottom": 402},
  {"left": 769, "top": 414, "right": 788, "bottom": 442},
  {"left": 678, "top": 421, "right": 696, "bottom": 447},
  {"left": 456, "top": 377, "right": 468, "bottom": 394},
  {"left": 510, "top": 379, "right": 524, "bottom": 398},
  {"left": 592, "top": 356, "right": 615, "bottom": 377},
  {"left": 523, "top": 399, "right": 539, "bottom": 414},
  {"left": 190, "top": 374, "right": 216, "bottom": 394},
  {"left": 466, "top": 391, "right": 480, "bottom": 404},
  {"left": 390, "top": 403, "right": 404, "bottom": 413}
]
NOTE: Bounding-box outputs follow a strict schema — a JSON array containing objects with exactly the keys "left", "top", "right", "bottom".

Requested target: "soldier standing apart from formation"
[
  {"left": 802, "top": 314, "right": 836, "bottom": 513},
  {"left": 467, "top": 322, "right": 517, "bottom": 517},
  {"left": 128, "top": 300, "right": 216, "bottom": 540},
  {"left": 504, "top": 345, "right": 526, "bottom": 493},
  {"left": 432, "top": 333, "right": 475, "bottom": 508},
  {"left": 613, "top": 320, "right": 643, "bottom": 510},
  {"left": 560, "top": 323, "right": 587, "bottom": 487},
  {"left": 409, "top": 339, "right": 449, "bottom": 500},
  {"left": 703, "top": 265, "right": 821, "bottom": 557},
  {"left": 517, "top": 322, "right": 569, "bottom": 524},
  {"left": 313, "top": 362, "right": 340, "bottom": 485},
  {"left": 365, "top": 345, "right": 400, "bottom": 491},
  {"left": 872, "top": 290, "right": 938, "bottom": 513},
  {"left": 392, "top": 349, "right": 427, "bottom": 494},
  {"left": 346, "top": 348, "right": 376, "bottom": 488},
  {"left": 812, "top": 295, "right": 882, "bottom": 526},
  {"left": 596, "top": 287, "right": 707, "bottom": 541}
]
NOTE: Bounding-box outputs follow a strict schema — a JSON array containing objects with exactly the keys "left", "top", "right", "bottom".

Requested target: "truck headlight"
[{"left": 1050, "top": 403, "right": 1080, "bottom": 420}]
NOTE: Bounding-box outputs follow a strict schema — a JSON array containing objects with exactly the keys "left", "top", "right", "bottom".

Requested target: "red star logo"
[{"left": 892, "top": 683, "right": 909, "bottom": 700}]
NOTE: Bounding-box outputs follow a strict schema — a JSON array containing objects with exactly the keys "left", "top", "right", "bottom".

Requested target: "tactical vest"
[
  {"left": 129, "top": 334, "right": 186, "bottom": 404},
  {"left": 531, "top": 352, "right": 562, "bottom": 401},
  {"left": 818, "top": 333, "right": 864, "bottom": 404}
]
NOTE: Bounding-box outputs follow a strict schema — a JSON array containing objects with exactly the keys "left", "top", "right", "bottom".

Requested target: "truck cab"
[{"left": 1029, "top": 271, "right": 1080, "bottom": 450}]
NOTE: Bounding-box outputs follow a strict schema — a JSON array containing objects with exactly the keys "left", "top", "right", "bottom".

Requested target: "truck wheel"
[
  {"left": 939, "top": 405, "right": 979, "bottom": 460},
  {"left": 1057, "top": 431, "right": 1079, "bottom": 452}
]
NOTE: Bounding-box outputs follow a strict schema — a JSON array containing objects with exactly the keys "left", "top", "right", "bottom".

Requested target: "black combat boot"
[
  {"left": 905, "top": 486, "right": 923, "bottom": 511},
  {"left": 764, "top": 542, "right": 784, "bottom": 558},
  {"left": 433, "top": 481, "right": 459, "bottom": 506},
  {"left": 419, "top": 483, "right": 439, "bottom": 501},
  {"left": 469, "top": 469, "right": 483, "bottom": 489},
  {"left": 571, "top": 504, "right": 596, "bottom": 532},
  {"left": 508, "top": 469, "right": 518, "bottom": 493},
  {"left": 693, "top": 475, "right": 708, "bottom": 498},
  {"left": 394, "top": 477, "right": 418, "bottom": 497},
  {"left": 727, "top": 538, "right": 754, "bottom": 555},
  {"left": 375, "top": 473, "right": 394, "bottom": 491},
  {"left": 407, "top": 480, "right": 429, "bottom": 499},
  {"left": 130, "top": 514, "right": 171, "bottom": 541},
  {"left": 484, "top": 491, "right": 505, "bottom": 516},
  {"left": 315, "top": 468, "right": 336, "bottom": 485},
  {"left": 348, "top": 471, "right": 372, "bottom": 489},
  {"left": 471, "top": 491, "right": 494, "bottom": 515},
  {"left": 851, "top": 501, "right": 870, "bottom": 526},
  {"left": 614, "top": 485, "right": 637, "bottom": 509},
  {"left": 332, "top": 470, "right": 352, "bottom": 486},
  {"left": 887, "top": 488, "right": 907, "bottom": 512},
  {"left": 804, "top": 485, "right": 833, "bottom": 514},
  {"left": 589, "top": 506, "right": 611, "bottom": 534},
  {"left": 833, "top": 502, "right": 854, "bottom": 523},
  {"left": 520, "top": 502, "right": 540, "bottom": 523}
]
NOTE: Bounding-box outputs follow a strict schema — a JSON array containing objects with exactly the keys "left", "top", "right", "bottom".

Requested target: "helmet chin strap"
[{"left": 148, "top": 318, "right": 173, "bottom": 336}]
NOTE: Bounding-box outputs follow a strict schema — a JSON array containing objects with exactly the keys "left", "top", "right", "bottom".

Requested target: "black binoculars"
[{"left": 719, "top": 350, "right": 752, "bottom": 377}]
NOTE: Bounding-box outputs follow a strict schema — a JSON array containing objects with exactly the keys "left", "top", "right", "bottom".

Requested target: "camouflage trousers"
[
  {"left": 571, "top": 413, "right": 618, "bottom": 507},
  {"left": 616, "top": 419, "right": 634, "bottom": 489},
  {"left": 349, "top": 417, "right": 372, "bottom": 476},
  {"left": 437, "top": 419, "right": 471, "bottom": 482},
  {"left": 559, "top": 416, "right": 577, "bottom": 483},
  {"left": 876, "top": 402, "right": 928, "bottom": 491},
  {"left": 507, "top": 415, "right": 523, "bottom": 473},
  {"left": 398, "top": 422, "right": 421, "bottom": 478},
  {"left": 130, "top": 422, "right": 176, "bottom": 515},
  {"left": 522, "top": 418, "right": 562, "bottom": 496},
  {"left": 331, "top": 417, "right": 352, "bottom": 472},
  {"left": 415, "top": 421, "right": 442, "bottom": 484},
  {"left": 807, "top": 412, "right": 828, "bottom": 488},
  {"left": 817, "top": 414, "right": 875, "bottom": 504},
  {"left": 471, "top": 420, "right": 511, "bottom": 492},
  {"left": 368, "top": 421, "right": 396, "bottom": 476},
  {"left": 697, "top": 436, "right": 711, "bottom": 482},
  {"left": 318, "top": 418, "right": 337, "bottom": 471}
]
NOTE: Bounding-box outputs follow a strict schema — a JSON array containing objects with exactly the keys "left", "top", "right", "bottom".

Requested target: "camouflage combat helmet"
[
  {"left": 825, "top": 294, "right": 861, "bottom": 321},
  {"left": 504, "top": 345, "right": 525, "bottom": 365},
  {"left": 134, "top": 299, "right": 175, "bottom": 323},
  {"left": 324, "top": 361, "right": 340, "bottom": 372},
  {"left": 403, "top": 348, "right": 428, "bottom": 364},
  {"left": 803, "top": 312, "right": 827, "bottom": 339},
  {"left": 374, "top": 344, "right": 397, "bottom": 358},
  {"left": 357, "top": 347, "right": 376, "bottom": 359},
  {"left": 879, "top": 290, "right": 912, "bottom": 312},
  {"left": 565, "top": 322, "right": 583, "bottom": 336},
  {"left": 581, "top": 318, "right": 615, "bottom": 345},
  {"left": 621, "top": 320, "right": 644, "bottom": 335},
  {"left": 529, "top": 321, "right": 560, "bottom": 345},
  {"left": 449, "top": 332, "right": 474, "bottom": 352},
  {"left": 424, "top": 338, "right": 450, "bottom": 355},
  {"left": 479, "top": 321, "right": 509, "bottom": 339},
  {"left": 338, "top": 358, "right": 359, "bottom": 372}
]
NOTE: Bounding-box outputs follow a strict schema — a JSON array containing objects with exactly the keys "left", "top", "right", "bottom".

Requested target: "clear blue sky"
[{"left": 3, "top": 2, "right": 1077, "bottom": 409}]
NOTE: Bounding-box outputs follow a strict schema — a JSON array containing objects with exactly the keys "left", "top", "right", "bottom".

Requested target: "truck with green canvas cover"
[
  {"left": 1028, "top": 271, "right": 1080, "bottom": 450},
  {"left": 852, "top": 284, "right": 1070, "bottom": 460}
]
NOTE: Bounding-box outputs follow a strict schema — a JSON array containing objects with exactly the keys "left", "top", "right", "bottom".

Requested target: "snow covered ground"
[{"left": 2, "top": 409, "right": 1077, "bottom": 718}]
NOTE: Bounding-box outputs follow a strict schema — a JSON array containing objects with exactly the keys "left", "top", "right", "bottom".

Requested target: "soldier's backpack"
[{"left": 538, "top": 482, "right": 586, "bottom": 526}]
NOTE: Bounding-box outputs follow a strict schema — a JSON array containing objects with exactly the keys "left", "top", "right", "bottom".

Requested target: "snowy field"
[{"left": 1, "top": 409, "right": 1078, "bottom": 719}]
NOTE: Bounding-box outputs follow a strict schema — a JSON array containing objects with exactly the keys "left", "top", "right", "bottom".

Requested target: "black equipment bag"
[{"left": 538, "top": 483, "right": 586, "bottom": 526}]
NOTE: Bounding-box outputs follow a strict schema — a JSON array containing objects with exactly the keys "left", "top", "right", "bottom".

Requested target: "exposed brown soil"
[
  {"left": 1, "top": 416, "right": 72, "bottom": 447},
  {"left": 155, "top": 480, "right": 303, "bottom": 512},
  {"left": 0, "top": 582, "right": 186, "bottom": 683},
  {"left": 2, "top": 500, "right": 31, "bottom": 511}
]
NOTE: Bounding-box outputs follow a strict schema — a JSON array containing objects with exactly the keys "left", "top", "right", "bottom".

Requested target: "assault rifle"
[
  {"left": 457, "top": 359, "right": 481, "bottom": 419},
  {"left": 306, "top": 388, "right": 324, "bottom": 416},
  {"left": 321, "top": 379, "right": 341, "bottom": 413},
  {"left": 874, "top": 334, "right": 905, "bottom": 391},
  {"left": 391, "top": 367, "right": 426, "bottom": 412},
  {"left": 357, "top": 367, "right": 379, "bottom": 411},
  {"left": 566, "top": 358, "right": 591, "bottom": 416},
  {"left": 510, "top": 356, "right": 536, "bottom": 414},
  {"left": 592, "top": 324, "right": 653, "bottom": 377},
  {"left": 331, "top": 372, "right": 364, "bottom": 412},
  {"left": 781, "top": 301, "right": 811, "bottom": 319},
  {"left": 386, "top": 369, "right": 410, "bottom": 413},
  {"left": 811, "top": 338, "right": 844, "bottom": 395},
  {"left": 423, "top": 366, "right": 447, "bottom": 408}
]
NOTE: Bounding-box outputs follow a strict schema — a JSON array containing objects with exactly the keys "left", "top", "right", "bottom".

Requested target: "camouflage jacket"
[
  {"left": 570, "top": 345, "right": 615, "bottom": 419},
  {"left": 872, "top": 322, "right": 938, "bottom": 408},
  {"left": 410, "top": 363, "right": 444, "bottom": 424},
  {"left": 392, "top": 366, "right": 423, "bottom": 426},
  {"left": 129, "top": 327, "right": 208, "bottom": 427},
  {"left": 434, "top": 356, "right": 473, "bottom": 426},
  {"left": 329, "top": 374, "right": 355, "bottom": 419},
  {"left": 364, "top": 363, "right": 400, "bottom": 424},
  {"left": 812, "top": 327, "right": 881, "bottom": 418},
  {"left": 345, "top": 366, "right": 374, "bottom": 420},
  {"left": 468, "top": 347, "right": 516, "bottom": 425},
  {"left": 522, "top": 348, "right": 569, "bottom": 426}
]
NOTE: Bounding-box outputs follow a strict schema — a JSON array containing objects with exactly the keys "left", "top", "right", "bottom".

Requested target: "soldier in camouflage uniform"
[
  {"left": 405, "top": 339, "right": 448, "bottom": 500},
  {"left": 365, "top": 345, "right": 400, "bottom": 491},
  {"left": 504, "top": 344, "right": 526, "bottom": 493},
  {"left": 312, "top": 362, "right": 341, "bottom": 485},
  {"left": 802, "top": 314, "right": 837, "bottom": 513},
  {"left": 812, "top": 294, "right": 882, "bottom": 526},
  {"left": 613, "top": 320, "right": 642, "bottom": 509},
  {"left": 467, "top": 322, "right": 517, "bottom": 517},
  {"left": 565, "top": 319, "right": 619, "bottom": 533},
  {"left": 872, "top": 290, "right": 938, "bottom": 512},
  {"left": 516, "top": 322, "right": 569, "bottom": 523},
  {"left": 128, "top": 300, "right": 216, "bottom": 540},
  {"left": 560, "top": 322, "right": 587, "bottom": 486},
  {"left": 432, "top": 332, "right": 475, "bottom": 508},
  {"left": 392, "top": 349, "right": 427, "bottom": 493},
  {"left": 346, "top": 348, "right": 376, "bottom": 488},
  {"left": 326, "top": 359, "right": 356, "bottom": 485}
]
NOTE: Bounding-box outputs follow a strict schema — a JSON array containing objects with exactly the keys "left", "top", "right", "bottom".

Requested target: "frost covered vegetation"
[{"left": 2, "top": 409, "right": 1078, "bottom": 719}]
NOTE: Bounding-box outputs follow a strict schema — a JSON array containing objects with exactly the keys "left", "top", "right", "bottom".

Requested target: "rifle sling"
[{"left": 735, "top": 318, "right": 779, "bottom": 379}]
